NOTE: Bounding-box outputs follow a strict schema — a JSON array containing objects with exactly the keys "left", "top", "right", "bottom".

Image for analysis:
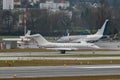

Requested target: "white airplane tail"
[
  {"left": 30, "top": 34, "right": 49, "bottom": 45},
  {"left": 64, "top": 29, "right": 69, "bottom": 36},
  {"left": 95, "top": 19, "right": 109, "bottom": 35},
  {"left": 25, "top": 30, "right": 31, "bottom": 37},
  {"left": 20, "top": 30, "right": 31, "bottom": 39}
]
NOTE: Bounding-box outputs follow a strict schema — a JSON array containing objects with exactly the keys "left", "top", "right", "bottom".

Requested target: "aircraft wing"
[
  {"left": 46, "top": 48, "right": 78, "bottom": 51},
  {"left": 71, "top": 39, "right": 87, "bottom": 43}
]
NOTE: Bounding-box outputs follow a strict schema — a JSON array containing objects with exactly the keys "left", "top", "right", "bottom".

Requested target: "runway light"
[
  {"left": 64, "top": 64, "right": 66, "bottom": 67},
  {"left": 110, "top": 60, "right": 112, "bottom": 63},
  {"left": 12, "top": 60, "right": 15, "bottom": 63},
  {"left": 87, "top": 61, "right": 90, "bottom": 64},
  {"left": 13, "top": 74, "right": 16, "bottom": 78},
  {"left": 80, "top": 62, "right": 82, "bottom": 64},
  {"left": 5, "top": 60, "right": 7, "bottom": 63}
]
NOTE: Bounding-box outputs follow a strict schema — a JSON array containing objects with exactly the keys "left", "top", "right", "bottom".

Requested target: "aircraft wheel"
[{"left": 60, "top": 50, "right": 66, "bottom": 54}]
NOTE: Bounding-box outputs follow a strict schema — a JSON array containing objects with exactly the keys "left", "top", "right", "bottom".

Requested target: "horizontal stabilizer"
[
  {"left": 25, "top": 30, "right": 31, "bottom": 37},
  {"left": 27, "top": 34, "right": 49, "bottom": 45},
  {"left": 46, "top": 48, "right": 78, "bottom": 51}
]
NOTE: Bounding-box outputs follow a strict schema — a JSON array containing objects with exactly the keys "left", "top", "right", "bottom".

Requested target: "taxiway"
[
  {"left": 0, "top": 50, "right": 120, "bottom": 57},
  {"left": 0, "top": 65, "right": 120, "bottom": 78}
]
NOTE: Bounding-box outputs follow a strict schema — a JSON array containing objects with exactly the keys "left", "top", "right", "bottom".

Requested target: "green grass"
[
  {"left": 1, "top": 49, "right": 120, "bottom": 58},
  {"left": 0, "top": 48, "right": 55, "bottom": 52},
  {"left": 0, "top": 36, "right": 18, "bottom": 41},
  {"left": 23, "top": 54, "right": 120, "bottom": 57},
  {"left": 0, "top": 36, "right": 55, "bottom": 41},
  {"left": 1, "top": 75, "right": 120, "bottom": 80},
  {"left": 2, "top": 54, "right": 120, "bottom": 57},
  {"left": 0, "top": 60, "right": 120, "bottom": 67},
  {"left": 0, "top": 36, "right": 18, "bottom": 38},
  {"left": 0, "top": 48, "right": 119, "bottom": 52}
]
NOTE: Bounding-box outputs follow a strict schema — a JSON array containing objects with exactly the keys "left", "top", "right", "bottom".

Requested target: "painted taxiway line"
[{"left": 1, "top": 56, "right": 120, "bottom": 60}]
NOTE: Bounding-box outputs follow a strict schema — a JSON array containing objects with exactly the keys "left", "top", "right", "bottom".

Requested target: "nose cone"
[
  {"left": 91, "top": 45, "right": 100, "bottom": 49},
  {"left": 57, "top": 38, "right": 63, "bottom": 42}
]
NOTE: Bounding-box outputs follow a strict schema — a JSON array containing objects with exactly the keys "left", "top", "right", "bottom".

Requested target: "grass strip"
[
  {"left": 0, "top": 75, "right": 120, "bottom": 80},
  {"left": 0, "top": 60, "right": 120, "bottom": 67},
  {"left": 0, "top": 48, "right": 119, "bottom": 52},
  {"left": 2, "top": 54, "right": 120, "bottom": 57},
  {"left": 0, "top": 49, "right": 55, "bottom": 52}
]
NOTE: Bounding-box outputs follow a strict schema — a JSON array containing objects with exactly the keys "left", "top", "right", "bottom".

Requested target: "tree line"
[{"left": 0, "top": 1, "right": 120, "bottom": 36}]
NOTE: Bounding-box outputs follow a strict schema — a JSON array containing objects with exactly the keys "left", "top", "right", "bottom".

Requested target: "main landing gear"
[{"left": 60, "top": 50, "right": 66, "bottom": 54}]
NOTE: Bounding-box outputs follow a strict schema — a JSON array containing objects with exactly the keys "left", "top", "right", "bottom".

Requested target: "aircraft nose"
[
  {"left": 91, "top": 45, "right": 100, "bottom": 49},
  {"left": 94, "top": 45, "right": 100, "bottom": 49},
  {"left": 57, "top": 39, "right": 62, "bottom": 42}
]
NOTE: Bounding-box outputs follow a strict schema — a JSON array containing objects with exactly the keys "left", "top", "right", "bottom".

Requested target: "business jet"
[
  {"left": 27, "top": 34, "right": 100, "bottom": 54},
  {"left": 57, "top": 19, "right": 109, "bottom": 43}
]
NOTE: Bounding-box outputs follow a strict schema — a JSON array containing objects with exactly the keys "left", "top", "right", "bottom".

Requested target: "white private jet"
[
  {"left": 27, "top": 34, "right": 100, "bottom": 54},
  {"left": 57, "top": 19, "right": 109, "bottom": 43}
]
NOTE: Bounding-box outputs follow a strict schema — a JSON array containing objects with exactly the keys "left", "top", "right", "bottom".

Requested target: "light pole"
[{"left": 23, "top": 5, "right": 27, "bottom": 35}]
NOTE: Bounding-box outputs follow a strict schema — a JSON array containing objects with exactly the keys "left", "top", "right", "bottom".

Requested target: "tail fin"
[
  {"left": 95, "top": 19, "right": 109, "bottom": 35},
  {"left": 30, "top": 34, "right": 49, "bottom": 45},
  {"left": 25, "top": 30, "right": 31, "bottom": 37},
  {"left": 64, "top": 29, "right": 69, "bottom": 36},
  {"left": 20, "top": 30, "right": 31, "bottom": 39}
]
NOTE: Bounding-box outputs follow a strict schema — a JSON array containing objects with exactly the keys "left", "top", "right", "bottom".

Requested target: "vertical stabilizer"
[
  {"left": 65, "top": 29, "right": 70, "bottom": 36},
  {"left": 31, "top": 34, "right": 49, "bottom": 45},
  {"left": 95, "top": 19, "right": 109, "bottom": 35},
  {"left": 25, "top": 30, "right": 31, "bottom": 37}
]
